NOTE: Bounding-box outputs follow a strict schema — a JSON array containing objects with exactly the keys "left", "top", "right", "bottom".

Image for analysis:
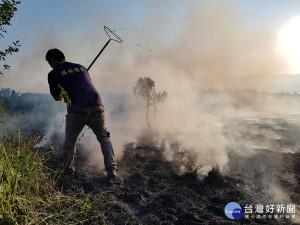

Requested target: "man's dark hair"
[{"left": 45, "top": 48, "right": 65, "bottom": 62}]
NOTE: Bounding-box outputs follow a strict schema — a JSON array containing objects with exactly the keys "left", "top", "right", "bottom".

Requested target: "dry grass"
[{"left": 0, "top": 132, "right": 119, "bottom": 224}]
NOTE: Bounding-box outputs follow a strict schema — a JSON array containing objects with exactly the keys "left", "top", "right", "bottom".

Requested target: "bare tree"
[
  {"left": 133, "top": 77, "right": 167, "bottom": 128},
  {"left": 0, "top": 0, "right": 21, "bottom": 75}
]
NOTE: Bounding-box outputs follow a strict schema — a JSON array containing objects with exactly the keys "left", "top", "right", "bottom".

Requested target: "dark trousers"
[{"left": 63, "top": 106, "right": 116, "bottom": 173}]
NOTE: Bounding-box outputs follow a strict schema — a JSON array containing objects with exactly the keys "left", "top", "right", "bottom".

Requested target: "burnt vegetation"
[{"left": 0, "top": 89, "right": 299, "bottom": 224}]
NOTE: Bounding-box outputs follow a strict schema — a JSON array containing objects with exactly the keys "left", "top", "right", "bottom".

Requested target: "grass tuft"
[{"left": 0, "top": 133, "right": 118, "bottom": 224}]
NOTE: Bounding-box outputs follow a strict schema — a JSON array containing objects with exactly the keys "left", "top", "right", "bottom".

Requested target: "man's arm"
[{"left": 48, "top": 71, "right": 62, "bottom": 101}]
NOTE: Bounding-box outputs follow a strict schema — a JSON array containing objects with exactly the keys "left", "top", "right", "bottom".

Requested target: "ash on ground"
[{"left": 50, "top": 130, "right": 299, "bottom": 225}]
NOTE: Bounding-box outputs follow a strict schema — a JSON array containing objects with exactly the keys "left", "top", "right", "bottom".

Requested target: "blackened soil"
[
  {"left": 52, "top": 142, "right": 299, "bottom": 225},
  {"left": 114, "top": 144, "right": 299, "bottom": 225}
]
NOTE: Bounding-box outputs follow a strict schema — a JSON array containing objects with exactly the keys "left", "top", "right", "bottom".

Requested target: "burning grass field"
[{"left": 0, "top": 89, "right": 299, "bottom": 224}]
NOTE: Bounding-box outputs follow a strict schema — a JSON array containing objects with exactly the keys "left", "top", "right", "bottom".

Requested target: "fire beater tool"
[{"left": 87, "top": 26, "right": 123, "bottom": 71}]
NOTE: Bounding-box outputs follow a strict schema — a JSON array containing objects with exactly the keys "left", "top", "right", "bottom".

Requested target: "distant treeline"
[
  {"left": 0, "top": 89, "right": 127, "bottom": 137},
  {"left": 0, "top": 88, "right": 128, "bottom": 116}
]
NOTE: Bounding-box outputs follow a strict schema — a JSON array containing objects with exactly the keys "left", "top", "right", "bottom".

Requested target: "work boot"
[{"left": 107, "top": 169, "right": 117, "bottom": 184}]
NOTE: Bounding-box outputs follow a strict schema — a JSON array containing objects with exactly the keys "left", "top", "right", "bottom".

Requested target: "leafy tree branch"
[{"left": 0, "top": 0, "right": 21, "bottom": 76}]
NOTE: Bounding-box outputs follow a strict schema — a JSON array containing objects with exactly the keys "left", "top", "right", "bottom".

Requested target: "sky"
[{"left": 2, "top": 0, "right": 300, "bottom": 93}]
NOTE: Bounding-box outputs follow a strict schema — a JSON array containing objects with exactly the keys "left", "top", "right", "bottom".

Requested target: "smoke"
[
  {"left": 84, "top": 0, "right": 288, "bottom": 95},
  {"left": 80, "top": 0, "right": 296, "bottom": 180},
  {"left": 2, "top": 1, "right": 289, "bottom": 93},
  {"left": 1, "top": 0, "right": 299, "bottom": 210},
  {"left": 158, "top": 1, "right": 287, "bottom": 90}
]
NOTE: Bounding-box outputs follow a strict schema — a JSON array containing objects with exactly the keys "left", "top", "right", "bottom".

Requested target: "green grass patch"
[{"left": 0, "top": 133, "right": 119, "bottom": 224}]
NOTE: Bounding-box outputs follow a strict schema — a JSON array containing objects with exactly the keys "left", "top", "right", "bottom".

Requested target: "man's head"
[{"left": 45, "top": 48, "right": 65, "bottom": 68}]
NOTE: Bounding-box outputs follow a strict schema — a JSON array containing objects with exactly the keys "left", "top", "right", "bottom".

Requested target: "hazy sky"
[{"left": 2, "top": 0, "right": 300, "bottom": 93}]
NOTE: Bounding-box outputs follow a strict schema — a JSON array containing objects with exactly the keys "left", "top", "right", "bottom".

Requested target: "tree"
[
  {"left": 0, "top": 0, "right": 21, "bottom": 75},
  {"left": 133, "top": 77, "right": 167, "bottom": 128}
]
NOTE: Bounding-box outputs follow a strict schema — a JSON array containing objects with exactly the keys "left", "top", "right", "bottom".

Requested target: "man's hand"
[{"left": 53, "top": 95, "right": 64, "bottom": 101}]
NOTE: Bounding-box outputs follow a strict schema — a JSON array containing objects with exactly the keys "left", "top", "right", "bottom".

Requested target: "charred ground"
[
  {"left": 51, "top": 134, "right": 299, "bottom": 225},
  {"left": 1, "top": 90, "right": 300, "bottom": 224}
]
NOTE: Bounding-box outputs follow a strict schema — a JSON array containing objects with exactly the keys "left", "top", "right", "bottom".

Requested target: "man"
[{"left": 46, "top": 48, "right": 117, "bottom": 180}]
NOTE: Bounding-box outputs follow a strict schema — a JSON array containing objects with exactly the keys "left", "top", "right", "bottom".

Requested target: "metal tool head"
[{"left": 104, "top": 26, "right": 123, "bottom": 43}]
